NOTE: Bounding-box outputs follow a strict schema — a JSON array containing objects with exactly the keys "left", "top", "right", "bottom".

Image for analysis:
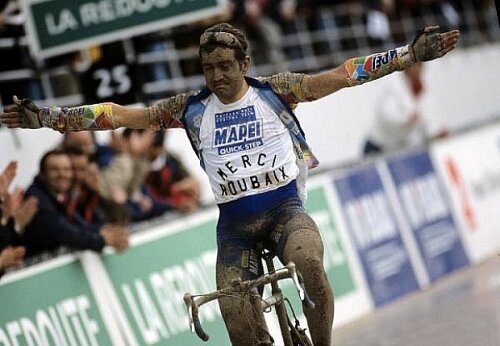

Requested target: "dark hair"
[
  {"left": 122, "top": 128, "right": 144, "bottom": 139},
  {"left": 199, "top": 23, "right": 249, "bottom": 62},
  {"left": 63, "top": 130, "right": 96, "bottom": 144},
  {"left": 62, "top": 144, "right": 86, "bottom": 157},
  {"left": 39, "top": 149, "right": 69, "bottom": 175},
  {"left": 152, "top": 131, "right": 165, "bottom": 148}
]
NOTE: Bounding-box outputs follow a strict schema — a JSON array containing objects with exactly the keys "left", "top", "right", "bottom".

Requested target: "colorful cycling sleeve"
[
  {"left": 257, "top": 72, "right": 313, "bottom": 109},
  {"left": 39, "top": 104, "right": 114, "bottom": 132},
  {"left": 145, "top": 92, "right": 192, "bottom": 130},
  {"left": 344, "top": 45, "right": 415, "bottom": 86}
]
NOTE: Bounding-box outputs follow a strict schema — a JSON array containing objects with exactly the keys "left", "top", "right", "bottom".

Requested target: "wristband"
[{"left": 394, "top": 45, "right": 416, "bottom": 69}]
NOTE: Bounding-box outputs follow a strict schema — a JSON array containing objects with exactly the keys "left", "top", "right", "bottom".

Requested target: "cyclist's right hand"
[{"left": 1, "top": 96, "right": 42, "bottom": 129}]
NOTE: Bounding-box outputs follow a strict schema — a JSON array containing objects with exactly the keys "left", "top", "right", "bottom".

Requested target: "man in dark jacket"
[{"left": 21, "top": 149, "right": 129, "bottom": 258}]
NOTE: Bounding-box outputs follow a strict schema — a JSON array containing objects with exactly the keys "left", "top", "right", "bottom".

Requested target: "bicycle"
[{"left": 183, "top": 249, "right": 315, "bottom": 346}]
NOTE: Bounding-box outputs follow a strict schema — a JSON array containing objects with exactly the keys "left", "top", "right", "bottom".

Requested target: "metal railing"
[{"left": 0, "top": 0, "right": 498, "bottom": 108}]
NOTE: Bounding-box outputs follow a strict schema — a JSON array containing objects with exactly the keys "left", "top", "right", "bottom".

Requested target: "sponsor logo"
[
  {"left": 213, "top": 106, "right": 263, "bottom": 155},
  {"left": 371, "top": 50, "right": 397, "bottom": 70}
]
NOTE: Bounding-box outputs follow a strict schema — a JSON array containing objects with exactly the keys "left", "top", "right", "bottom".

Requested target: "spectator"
[
  {"left": 62, "top": 130, "right": 119, "bottom": 168},
  {"left": 64, "top": 145, "right": 130, "bottom": 226},
  {"left": 231, "top": 0, "right": 288, "bottom": 69},
  {"left": 99, "top": 129, "right": 156, "bottom": 221},
  {"left": 145, "top": 131, "right": 201, "bottom": 214},
  {"left": 363, "top": 62, "right": 448, "bottom": 156},
  {"left": 0, "top": 160, "right": 38, "bottom": 277},
  {"left": 0, "top": 190, "right": 38, "bottom": 277},
  {"left": 0, "top": 0, "right": 44, "bottom": 103},
  {"left": 19, "top": 149, "right": 129, "bottom": 258},
  {"left": 62, "top": 131, "right": 96, "bottom": 156},
  {"left": 0, "top": 246, "right": 24, "bottom": 277},
  {"left": 0, "top": 160, "right": 16, "bottom": 207},
  {"left": 365, "top": 0, "right": 394, "bottom": 45}
]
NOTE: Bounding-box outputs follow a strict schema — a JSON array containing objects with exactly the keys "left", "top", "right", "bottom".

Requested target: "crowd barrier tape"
[
  {"left": 431, "top": 123, "right": 500, "bottom": 263},
  {"left": 5, "top": 125, "right": 500, "bottom": 344}
]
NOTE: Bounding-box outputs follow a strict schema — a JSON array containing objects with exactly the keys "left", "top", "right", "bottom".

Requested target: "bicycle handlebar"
[
  {"left": 183, "top": 262, "right": 315, "bottom": 342},
  {"left": 286, "top": 262, "right": 315, "bottom": 310},
  {"left": 296, "top": 270, "right": 315, "bottom": 309},
  {"left": 183, "top": 293, "right": 210, "bottom": 341}
]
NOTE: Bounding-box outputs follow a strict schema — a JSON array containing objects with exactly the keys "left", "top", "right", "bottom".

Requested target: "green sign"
[
  {"left": 103, "top": 216, "right": 230, "bottom": 345},
  {"left": 0, "top": 258, "right": 113, "bottom": 346},
  {"left": 23, "top": 0, "right": 224, "bottom": 57}
]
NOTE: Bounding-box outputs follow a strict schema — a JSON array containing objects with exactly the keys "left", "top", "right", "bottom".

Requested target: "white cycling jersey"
[{"left": 199, "top": 86, "right": 299, "bottom": 203}]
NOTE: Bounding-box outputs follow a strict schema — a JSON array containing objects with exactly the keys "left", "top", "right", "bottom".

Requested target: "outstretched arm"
[
  {"left": 1, "top": 98, "right": 149, "bottom": 131},
  {"left": 1, "top": 93, "right": 189, "bottom": 131},
  {"left": 304, "top": 26, "right": 460, "bottom": 100}
]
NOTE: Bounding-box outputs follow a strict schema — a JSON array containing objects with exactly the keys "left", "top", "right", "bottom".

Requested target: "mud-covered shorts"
[{"left": 216, "top": 181, "right": 317, "bottom": 281}]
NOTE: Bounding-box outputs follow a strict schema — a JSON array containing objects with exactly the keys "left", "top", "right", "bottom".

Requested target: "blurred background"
[
  {"left": 0, "top": 1, "right": 499, "bottom": 345},
  {"left": 1, "top": 0, "right": 499, "bottom": 205}
]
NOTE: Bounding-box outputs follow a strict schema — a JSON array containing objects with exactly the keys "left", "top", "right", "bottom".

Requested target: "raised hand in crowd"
[
  {"left": 0, "top": 160, "right": 17, "bottom": 203},
  {"left": 1, "top": 187, "right": 22, "bottom": 225},
  {"left": 0, "top": 246, "right": 26, "bottom": 273},
  {"left": 13, "top": 196, "right": 39, "bottom": 233},
  {"left": 1, "top": 188, "right": 38, "bottom": 230},
  {"left": 170, "top": 177, "right": 201, "bottom": 213},
  {"left": 100, "top": 224, "right": 130, "bottom": 253}
]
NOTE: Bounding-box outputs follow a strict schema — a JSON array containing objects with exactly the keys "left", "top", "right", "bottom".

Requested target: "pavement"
[{"left": 332, "top": 256, "right": 500, "bottom": 346}]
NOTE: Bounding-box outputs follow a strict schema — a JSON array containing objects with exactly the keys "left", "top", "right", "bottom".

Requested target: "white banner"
[{"left": 431, "top": 124, "right": 500, "bottom": 262}]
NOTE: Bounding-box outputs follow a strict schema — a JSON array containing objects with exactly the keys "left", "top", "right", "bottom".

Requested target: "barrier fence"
[{"left": 3, "top": 122, "right": 500, "bottom": 345}]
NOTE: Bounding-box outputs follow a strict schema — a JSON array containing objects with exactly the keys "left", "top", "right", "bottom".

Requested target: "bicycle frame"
[{"left": 183, "top": 254, "right": 315, "bottom": 345}]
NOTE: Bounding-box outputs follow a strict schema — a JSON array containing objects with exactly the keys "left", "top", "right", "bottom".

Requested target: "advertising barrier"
[
  {"left": 0, "top": 255, "right": 121, "bottom": 346},
  {"left": 306, "top": 177, "right": 374, "bottom": 326},
  {"left": 3, "top": 125, "right": 498, "bottom": 344},
  {"left": 265, "top": 177, "right": 373, "bottom": 338},
  {"left": 333, "top": 164, "right": 420, "bottom": 307},
  {"left": 385, "top": 150, "right": 469, "bottom": 282},
  {"left": 431, "top": 124, "right": 500, "bottom": 262},
  {"left": 99, "top": 210, "right": 228, "bottom": 346}
]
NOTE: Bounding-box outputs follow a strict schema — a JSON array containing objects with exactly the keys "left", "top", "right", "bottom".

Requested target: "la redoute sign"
[{"left": 22, "top": 0, "right": 226, "bottom": 58}]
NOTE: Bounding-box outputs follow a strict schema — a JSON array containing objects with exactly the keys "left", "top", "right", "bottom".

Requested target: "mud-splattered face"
[{"left": 201, "top": 47, "right": 249, "bottom": 104}]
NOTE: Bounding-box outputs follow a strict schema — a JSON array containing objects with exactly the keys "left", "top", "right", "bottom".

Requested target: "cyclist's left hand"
[{"left": 411, "top": 26, "right": 460, "bottom": 62}]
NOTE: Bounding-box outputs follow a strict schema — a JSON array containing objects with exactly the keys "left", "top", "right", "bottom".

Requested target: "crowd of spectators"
[
  {"left": 0, "top": 129, "right": 201, "bottom": 278},
  {"left": 0, "top": 0, "right": 497, "bottom": 276},
  {"left": 0, "top": 0, "right": 498, "bottom": 106}
]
